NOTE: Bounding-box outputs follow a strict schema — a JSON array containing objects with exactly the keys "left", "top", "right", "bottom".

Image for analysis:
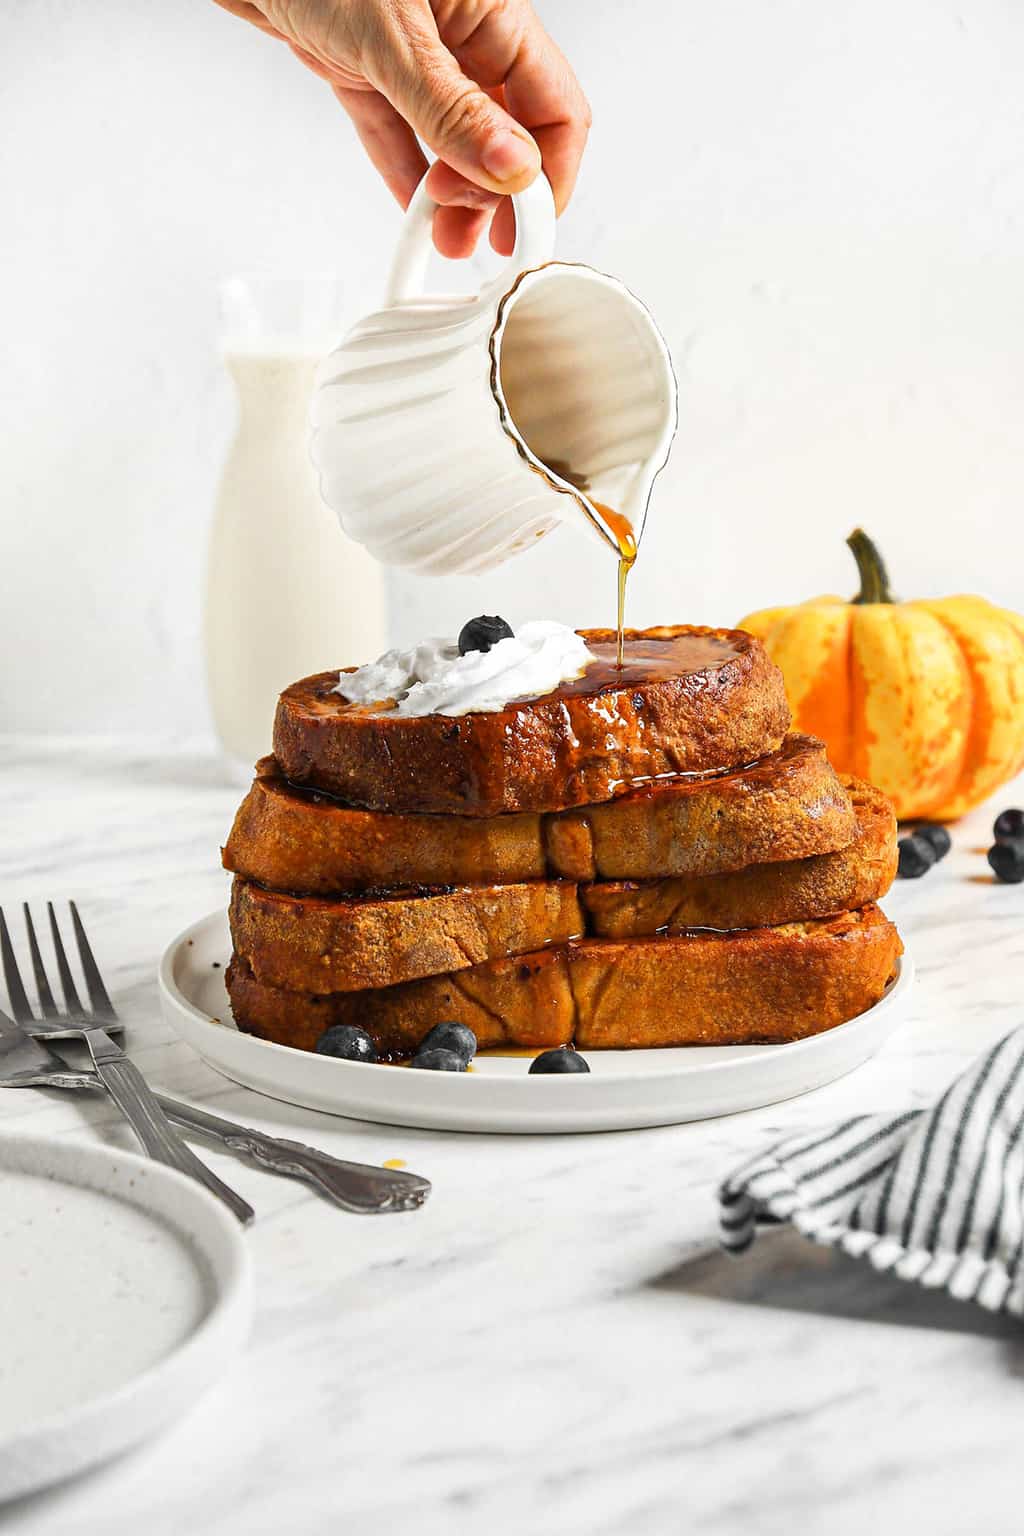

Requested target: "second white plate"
[
  {"left": 0, "top": 1133, "right": 251, "bottom": 1503},
  {"left": 159, "top": 911, "right": 913, "bottom": 1134}
]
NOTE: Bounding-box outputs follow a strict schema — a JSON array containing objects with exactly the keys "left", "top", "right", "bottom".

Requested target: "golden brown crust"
[
  {"left": 225, "top": 949, "right": 577, "bottom": 1057},
  {"left": 223, "top": 758, "right": 548, "bottom": 893},
  {"left": 544, "top": 734, "right": 858, "bottom": 880},
  {"left": 225, "top": 905, "right": 902, "bottom": 1056},
  {"left": 571, "top": 906, "right": 902, "bottom": 1049},
  {"left": 226, "top": 777, "right": 891, "bottom": 992},
  {"left": 581, "top": 778, "right": 897, "bottom": 934},
  {"left": 271, "top": 627, "right": 791, "bottom": 816},
  {"left": 229, "top": 875, "right": 583, "bottom": 994},
  {"left": 223, "top": 734, "right": 852, "bottom": 894}
]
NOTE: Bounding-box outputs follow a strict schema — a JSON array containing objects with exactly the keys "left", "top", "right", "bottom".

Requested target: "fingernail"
[{"left": 481, "top": 129, "right": 540, "bottom": 183}]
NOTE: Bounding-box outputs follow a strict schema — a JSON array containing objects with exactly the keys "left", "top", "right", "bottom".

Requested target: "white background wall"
[{"left": 4, "top": 0, "right": 1024, "bottom": 737}]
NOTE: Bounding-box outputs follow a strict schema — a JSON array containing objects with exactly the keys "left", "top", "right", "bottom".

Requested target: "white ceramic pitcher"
[{"left": 310, "top": 174, "right": 677, "bottom": 575}]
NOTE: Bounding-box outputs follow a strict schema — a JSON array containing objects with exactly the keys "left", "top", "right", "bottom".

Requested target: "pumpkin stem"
[{"left": 848, "top": 527, "right": 895, "bottom": 604}]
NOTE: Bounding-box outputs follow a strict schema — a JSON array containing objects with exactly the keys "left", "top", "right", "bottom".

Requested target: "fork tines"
[{"left": 0, "top": 903, "right": 119, "bottom": 1025}]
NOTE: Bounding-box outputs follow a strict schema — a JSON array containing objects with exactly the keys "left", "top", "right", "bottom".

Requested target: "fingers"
[
  {"left": 424, "top": 159, "right": 501, "bottom": 215},
  {"left": 361, "top": 4, "right": 542, "bottom": 199},
  {"left": 331, "top": 87, "right": 502, "bottom": 256},
  {"left": 442, "top": 2, "right": 591, "bottom": 214},
  {"left": 209, "top": 0, "right": 280, "bottom": 38},
  {"left": 432, "top": 205, "right": 491, "bottom": 260},
  {"left": 332, "top": 84, "right": 429, "bottom": 209},
  {"left": 412, "top": 3, "right": 591, "bottom": 256},
  {"left": 501, "top": 12, "right": 592, "bottom": 215},
  {"left": 217, "top": 0, "right": 590, "bottom": 260},
  {"left": 489, "top": 198, "right": 516, "bottom": 256},
  {"left": 426, "top": 157, "right": 519, "bottom": 256}
]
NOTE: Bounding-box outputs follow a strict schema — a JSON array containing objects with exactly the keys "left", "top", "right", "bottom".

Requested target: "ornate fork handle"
[
  {"left": 148, "top": 1100, "right": 430, "bottom": 1213},
  {"left": 211, "top": 1130, "right": 430, "bottom": 1213},
  {"left": 87, "top": 1034, "right": 255, "bottom": 1225},
  {"left": 23, "top": 1067, "right": 429, "bottom": 1213}
]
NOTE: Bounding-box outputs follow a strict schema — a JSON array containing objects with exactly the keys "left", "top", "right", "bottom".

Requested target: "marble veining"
[{"left": 2, "top": 736, "right": 1023, "bottom": 1535}]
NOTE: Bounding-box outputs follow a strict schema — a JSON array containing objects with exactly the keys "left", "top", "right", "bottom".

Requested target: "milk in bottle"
[{"left": 204, "top": 278, "right": 386, "bottom": 771}]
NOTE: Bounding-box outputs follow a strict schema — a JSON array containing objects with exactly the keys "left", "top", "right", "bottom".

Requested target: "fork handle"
[
  {"left": 89, "top": 1048, "right": 255, "bottom": 1226},
  {"left": 162, "top": 1110, "right": 431, "bottom": 1213}
]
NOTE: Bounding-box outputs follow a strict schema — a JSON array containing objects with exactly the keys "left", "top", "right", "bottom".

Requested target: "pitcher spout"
[{"left": 489, "top": 261, "right": 678, "bottom": 559}]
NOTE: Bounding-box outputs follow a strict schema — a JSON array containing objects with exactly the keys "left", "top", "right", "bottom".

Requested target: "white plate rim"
[
  {"left": 0, "top": 1132, "right": 252, "bottom": 1503},
  {"left": 158, "top": 909, "right": 913, "bottom": 1131}
]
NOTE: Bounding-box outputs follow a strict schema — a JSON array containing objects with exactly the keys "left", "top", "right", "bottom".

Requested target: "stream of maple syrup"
[
  {"left": 543, "top": 464, "right": 638, "bottom": 668},
  {"left": 590, "top": 501, "right": 637, "bottom": 667}
]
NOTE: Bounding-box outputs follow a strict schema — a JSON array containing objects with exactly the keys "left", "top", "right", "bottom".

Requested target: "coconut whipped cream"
[{"left": 333, "top": 620, "right": 595, "bottom": 717}]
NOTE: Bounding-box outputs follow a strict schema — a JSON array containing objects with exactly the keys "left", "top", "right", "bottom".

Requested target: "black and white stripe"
[{"left": 718, "top": 1027, "right": 1024, "bottom": 1315}]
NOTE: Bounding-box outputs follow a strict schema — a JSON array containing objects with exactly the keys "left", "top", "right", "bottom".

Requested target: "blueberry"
[
  {"left": 410, "top": 1047, "right": 467, "bottom": 1072},
  {"left": 457, "top": 616, "right": 514, "bottom": 656},
  {"left": 315, "top": 1024, "right": 377, "bottom": 1062},
  {"left": 993, "top": 808, "right": 1024, "bottom": 843},
  {"left": 528, "top": 1047, "right": 590, "bottom": 1075},
  {"left": 897, "top": 834, "right": 936, "bottom": 879},
  {"left": 417, "top": 1020, "right": 477, "bottom": 1063},
  {"left": 914, "top": 823, "right": 951, "bottom": 861},
  {"left": 988, "top": 840, "right": 1024, "bottom": 884}
]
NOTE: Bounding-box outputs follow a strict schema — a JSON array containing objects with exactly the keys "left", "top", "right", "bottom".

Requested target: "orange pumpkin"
[{"left": 739, "top": 530, "right": 1024, "bottom": 821}]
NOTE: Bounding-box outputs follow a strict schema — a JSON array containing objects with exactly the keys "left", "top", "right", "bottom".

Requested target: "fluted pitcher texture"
[{"left": 310, "top": 175, "right": 677, "bottom": 575}]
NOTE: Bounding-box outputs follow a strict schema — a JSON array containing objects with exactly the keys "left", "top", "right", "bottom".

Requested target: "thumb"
[{"left": 365, "top": 18, "right": 541, "bottom": 196}]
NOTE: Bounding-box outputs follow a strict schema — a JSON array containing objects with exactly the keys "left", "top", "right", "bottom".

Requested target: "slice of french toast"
[
  {"left": 224, "top": 734, "right": 854, "bottom": 895},
  {"left": 225, "top": 946, "right": 578, "bottom": 1056},
  {"left": 224, "top": 757, "right": 548, "bottom": 893},
  {"left": 544, "top": 733, "right": 858, "bottom": 880},
  {"left": 581, "top": 778, "right": 896, "bottom": 935},
  {"left": 227, "top": 780, "right": 892, "bottom": 994},
  {"left": 272, "top": 626, "right": 791, "bottom": 816},
  {"left": 570, "top": 907, "right": 901, "bottom": 1050},
  {"left": 228, "top": 875, "right": 583, "bottom": 994},
  {"left": 225, "top": 905, "right": 902, "bottom": 1058}
]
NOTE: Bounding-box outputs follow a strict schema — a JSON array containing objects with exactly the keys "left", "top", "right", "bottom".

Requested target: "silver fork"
[
  {"left": 0, "top": 902, "right": 255, "bottom": 1226},
  {"left": 0, "top": 1005, "right": 430, "bottom": 1213}
]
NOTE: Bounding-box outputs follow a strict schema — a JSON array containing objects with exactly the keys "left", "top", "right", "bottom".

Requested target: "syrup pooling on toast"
[
  {"left": 548, "top": 632, "right": 741, "bottom": 700},
  {"left": 313, "top": 631, "right": 743, "bottom": 710}
]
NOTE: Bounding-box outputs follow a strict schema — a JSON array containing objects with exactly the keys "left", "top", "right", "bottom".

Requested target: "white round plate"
[
  {"left": 0, "top": 1133, "right": 251, "bottom": 1504},
  {"left": 159, "top": 911, "right": 913, "bottom": 1135}
]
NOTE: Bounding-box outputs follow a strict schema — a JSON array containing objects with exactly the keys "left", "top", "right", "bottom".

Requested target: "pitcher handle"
[{"left": 384, "top": 170, "right": 557, "bottom": 306}]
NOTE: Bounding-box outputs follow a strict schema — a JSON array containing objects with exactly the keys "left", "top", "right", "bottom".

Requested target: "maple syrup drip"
[{"left": 590, "top": 501, "right": 637, "bottom": 668}]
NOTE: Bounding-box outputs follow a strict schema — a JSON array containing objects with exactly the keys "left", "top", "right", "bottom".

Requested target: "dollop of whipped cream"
[{"left": 334, "top": 620, "right": 595, "bottom": 717}]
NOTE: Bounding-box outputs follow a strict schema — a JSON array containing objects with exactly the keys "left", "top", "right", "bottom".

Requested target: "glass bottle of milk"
[{"left": 204, "top": 276, "right": 386, "bottom": 775}]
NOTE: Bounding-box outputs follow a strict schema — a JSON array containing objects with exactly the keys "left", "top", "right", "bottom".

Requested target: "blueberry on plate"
[
  {"left": 914, "top": 823, "right": 951, "bottom": 861},
  {"left": 896, "top": 834, "right": 936, "bottom": 879},
  {"left": 410, "top": 1047, "right": 467, "bottom": 1072},
  {"left": 417, "top": 1020, "right": 477, "bottom": 1063},
  {"left": 993, "top": 808, "right": 1024, "bottom": 843},
  {"left": 315, "top": 1024, "right": 377, "bottom": 1062},
  {"left": 458, "top": 615, "right": 514, "bottom": 656},
  {"left": 529, "top": 1047, "right": 590, "bottom": 1075},
  {"left": 988, "top": 841, "right": 1024, "bottom": 884}
]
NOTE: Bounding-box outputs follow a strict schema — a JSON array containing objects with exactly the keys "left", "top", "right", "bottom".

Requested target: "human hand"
[{"left": 213, "top": 0, "right": 591, "bottom": 257}]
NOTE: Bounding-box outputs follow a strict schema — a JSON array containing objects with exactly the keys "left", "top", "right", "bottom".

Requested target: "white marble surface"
[{"left": 2, "top": 736, "right": 1023, "bottom": 1535}]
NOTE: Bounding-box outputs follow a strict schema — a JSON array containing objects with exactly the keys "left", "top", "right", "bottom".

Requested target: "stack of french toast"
[{"left": 222, "top": 625, "right": 903, "bottom": 1059}]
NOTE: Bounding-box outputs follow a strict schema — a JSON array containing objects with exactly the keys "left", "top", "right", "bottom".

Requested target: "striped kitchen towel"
[{"left": 718, "top": 1027, "right": 1024, "bottom": 1315}]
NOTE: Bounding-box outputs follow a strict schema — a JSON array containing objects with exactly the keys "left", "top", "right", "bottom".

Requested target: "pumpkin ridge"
[
  {"left": 847, "top": 605, "right": 863, "bottom": 780},
  {"left": 916, "top": 599, "right": 1023, "bottom": 819},
  {"left": 737, "top": 537, "right": 1024, "bottom": 821},
  {"left": 1001, "top": 611, "right": 1024, "bottom": 774},
  {"left": 899, "top": 608, "right": 970, "bottom": 820}
]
